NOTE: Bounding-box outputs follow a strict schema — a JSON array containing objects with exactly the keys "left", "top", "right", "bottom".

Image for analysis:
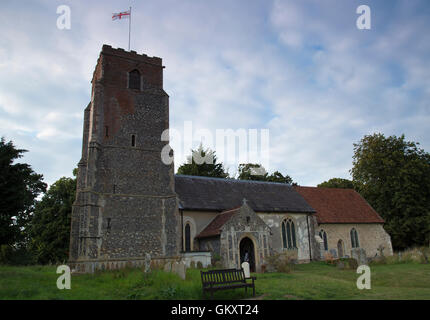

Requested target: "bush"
[
  {"left": 265, "top": 252, "right": 295, "bottom": 273},
  {"left": 211, "top": 252, "right": 221, "bottom": 265},
  {"left": 0, "top": 245, "right": 35, "bottom": 265},
  {"left": 370, "top": 247, "right": 430, "bottom": 265},
  {"left": 196, "top": 261, "right": 203, "bottom": 269},
  {"left": 0, "top": 245, "right": 13, "bottom": 264},
  {"left": 324, "top": 252, "right": 336, "bottom": 265}
]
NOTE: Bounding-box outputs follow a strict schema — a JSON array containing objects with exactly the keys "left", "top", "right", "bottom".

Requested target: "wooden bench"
[{"left": 200, "top": 268, "right": 256, "bottom": 298}]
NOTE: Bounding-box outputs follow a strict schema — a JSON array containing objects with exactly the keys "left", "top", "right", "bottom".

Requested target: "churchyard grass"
[{"left": 0, "top": 261, "right": 429, "bottom": 300}]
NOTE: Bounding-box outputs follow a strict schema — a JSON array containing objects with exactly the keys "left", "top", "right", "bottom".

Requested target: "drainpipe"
[
  {"left": 180, "top": 209, "right": 184, "bottom": 253},
  {"left": 306, "top": 214, "right": 313, "bottom": 261}
]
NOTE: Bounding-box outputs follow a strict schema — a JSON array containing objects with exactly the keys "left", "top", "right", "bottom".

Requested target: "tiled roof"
[
  {"left": 195, "top": 207, "right": 240, "bottom": 239},
  {"left": 294, "top": 186, "right": 385, "bottom": 224},
  {"left": 175, "top": 175, "right": 315, "bottom": 213}
]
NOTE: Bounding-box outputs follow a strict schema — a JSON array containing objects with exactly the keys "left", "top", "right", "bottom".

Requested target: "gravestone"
[
  {"left": 241, "top": 262, "right": 250, "bottom": 278},
  {"left": 171, "top": 261, "right": 187, "bottom": 280},
  {"left": 144, "top": 253, "right": 151, "bottom": 273},
  {"left": 176, "top": 261, "right": 187, "bottom": 280},
  {"left": 329, "top": 249, "right": 338, "bottom": 259},
  {"left": 163, "top": 261, "right": 172, "bottom": 272},
  {"left": 351, "top": 248, "right": 368, "bottom": 266}
]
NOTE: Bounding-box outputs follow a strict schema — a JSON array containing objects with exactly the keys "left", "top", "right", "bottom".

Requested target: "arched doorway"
[
  {"left": 337, "top": 239, "right": 344, "bottom": 258},
  {"left": 239, "top": 237, "right": 255, "bottom": 272}
]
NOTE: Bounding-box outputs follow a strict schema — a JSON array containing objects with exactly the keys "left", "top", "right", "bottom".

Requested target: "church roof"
[
  {"left": 195, "top": 207, "right": 241, "bottom": 239},
  {"left": 174, "top": 175, "right": 315, "bottom": 213},
  {"left": 294, "top": 186, "right": 385, "bottom": 224}
]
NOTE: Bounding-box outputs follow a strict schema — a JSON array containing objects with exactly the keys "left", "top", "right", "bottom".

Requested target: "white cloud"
[{"left": 0, "top": 0, "right": 429, "bottom": 188}]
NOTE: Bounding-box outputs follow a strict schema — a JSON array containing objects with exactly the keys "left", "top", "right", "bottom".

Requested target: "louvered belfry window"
[{"left": 129, "top": 69, "right": 140, "bottom": 90}]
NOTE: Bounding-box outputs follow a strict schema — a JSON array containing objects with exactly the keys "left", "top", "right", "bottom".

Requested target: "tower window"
[
  {"left": 107, "top": 218, "right": 111, "bottom": 230},
  {"left": 128, "top": 69, "right": 141, "bottom": 90},
  {"left": 105, "top": 126, "right": 109, "bottom": 137},
  {"left": 131, "top": 134, "right": 136, "bottom": 147}
]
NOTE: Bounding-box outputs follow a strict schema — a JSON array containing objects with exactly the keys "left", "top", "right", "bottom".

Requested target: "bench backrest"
[{"left": 201, "top": 268, "right": 246, "bottom": 286}]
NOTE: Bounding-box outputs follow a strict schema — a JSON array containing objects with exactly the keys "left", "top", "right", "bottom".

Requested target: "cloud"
[{"left": 0, "top": 0, "right": 429, "bottom": 188}]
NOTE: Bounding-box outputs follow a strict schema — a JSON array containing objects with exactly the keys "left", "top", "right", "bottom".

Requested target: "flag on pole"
[
  {"left": 112, "top": 8, "right": 132, "bottom": 51},
  {"left": 112, "top": 10, "right": 130, "bottom": 20}
]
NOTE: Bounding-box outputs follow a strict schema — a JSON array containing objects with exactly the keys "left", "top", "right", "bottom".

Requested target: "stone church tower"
[{"left": 69, "top": 45, "right": 180, "bottom": 272}]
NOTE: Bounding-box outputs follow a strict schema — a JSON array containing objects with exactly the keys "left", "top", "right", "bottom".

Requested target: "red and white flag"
[{"left": 112, "top": 10, "right": 130, "bottom": 20}]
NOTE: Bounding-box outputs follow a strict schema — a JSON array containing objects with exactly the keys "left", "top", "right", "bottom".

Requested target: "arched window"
[
  {"left": 350, "top": 228, "right": 360, "bottom": 248},
  {"left": 185, "top": 223, "right": 191, "bottom": 252},
  {"left": 282, "top": 219, "right": 297, "bottom": 249},
  {"left": 131, "top": 134, "right": 136, "bottom": 147},
  {"left": 128, "top": 69, "right": 141, "bottom": 90},
  {"left": 319, "top": 229, "right": 328, "bottom": 251}
]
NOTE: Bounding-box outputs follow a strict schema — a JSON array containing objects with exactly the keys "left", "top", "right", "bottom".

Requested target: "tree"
[
  {"left": 318, "top": 178, "right": 355, "bottom": 189},
  {"left": 237, "top": 163, "right": 295, "bottom": 185},
  {"left": 267, "top": 171, "right": 294, "bottom": 185},
  {"left": 237, "top": 163, "right": 268, "bottom": 181},
  {"left": 177, "top": 145, "right": 229, "bottom": 178},
  {"left": 0, "top": 137, "right": 46, "bottom": 247},
  {"left": 29, "top": 175, "right": 76, "bottom": 264},
  {"left": 351, "top": 133, "right": 430, "bottom": 250}
]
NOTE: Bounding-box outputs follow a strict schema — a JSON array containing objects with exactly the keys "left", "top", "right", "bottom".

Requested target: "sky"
[{"left": 0, "top": 0, "right": 429, "bottom": 188}]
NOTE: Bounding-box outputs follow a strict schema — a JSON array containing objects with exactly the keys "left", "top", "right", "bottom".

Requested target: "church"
[{"left": 68, "top": 45, "right": 393, "bottom": 273}]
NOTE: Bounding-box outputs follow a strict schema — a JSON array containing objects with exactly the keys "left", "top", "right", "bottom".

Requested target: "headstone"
[
  {"left": 144, "top": 253, "right": 151, "bottom": 273},
  {"left": 176, "top": 261, "right": 187, "bottom": 280},
  {"left": 163, "top": 261, "right": 172, "bottom": 272},
  {"left": 351, "top": 248, "right": 368, "bottom": 266},
  {"left": 171, "top": 261, "right": 186, "bottom": 280},
  {"left": 241, "top": 262, "right": 250, "bottom": 278},
  {"left": 329, "top": 249, "right": 338, "bottom": 259}
]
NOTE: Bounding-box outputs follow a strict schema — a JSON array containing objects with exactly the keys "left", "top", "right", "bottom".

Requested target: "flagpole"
[{"left": 128, "top": 6, "right": 131, "bottom": 51}]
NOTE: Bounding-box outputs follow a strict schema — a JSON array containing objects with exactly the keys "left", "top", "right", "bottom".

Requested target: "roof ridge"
[
  {"left": 220, "top": 206, "right": 241, "bottom": 215},
  {"left": 175, "top": 174, "right": 292, "bottom": 186},
  {"left": 295, "top": 185, "right": 356, "bottom": 191}
]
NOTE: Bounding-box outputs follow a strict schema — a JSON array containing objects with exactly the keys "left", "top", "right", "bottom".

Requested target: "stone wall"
[
  {"left": 318, "top": 223, "right": 393, "bottom": 258},
  {"left": 258, "top": 212, "right": 315, "bottom": 262}
]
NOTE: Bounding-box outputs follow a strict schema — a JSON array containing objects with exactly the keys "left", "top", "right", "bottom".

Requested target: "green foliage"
[
  {"left": 0, "top": 245, "right": 13, "bottom": 264},
  {"left": 177, "top": 144, "right": 229, "bottom": 178},
  {"left": 350, "top": 133, "right": 430, "bottom": 250},
  {"left": 29, "top": 176, "right": 76, "bottom": 264},
  {"left": 0, "top": 137, "right": 46, "bottom": 247},
  {"left": 318, "top": 178, "right": 356, "bottom": 189},
  {"left": 237, "top": 163, "right": 295, "bottom": 185}
]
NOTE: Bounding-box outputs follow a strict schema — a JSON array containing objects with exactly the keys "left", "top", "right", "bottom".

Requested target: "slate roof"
[
  {"left": 295, "top": 186, "right": 385, "bottom": 224},
  {"left": 195, "top": 207, "right": 240, "bottom": 239},
  {"left": 174, "top": 175, "right": 315, "bottom": 213}
]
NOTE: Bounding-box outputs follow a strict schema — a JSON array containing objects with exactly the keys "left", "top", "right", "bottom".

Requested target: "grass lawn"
[{"left": 0, "top": 261, "right": 429, "bottom": 300}]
